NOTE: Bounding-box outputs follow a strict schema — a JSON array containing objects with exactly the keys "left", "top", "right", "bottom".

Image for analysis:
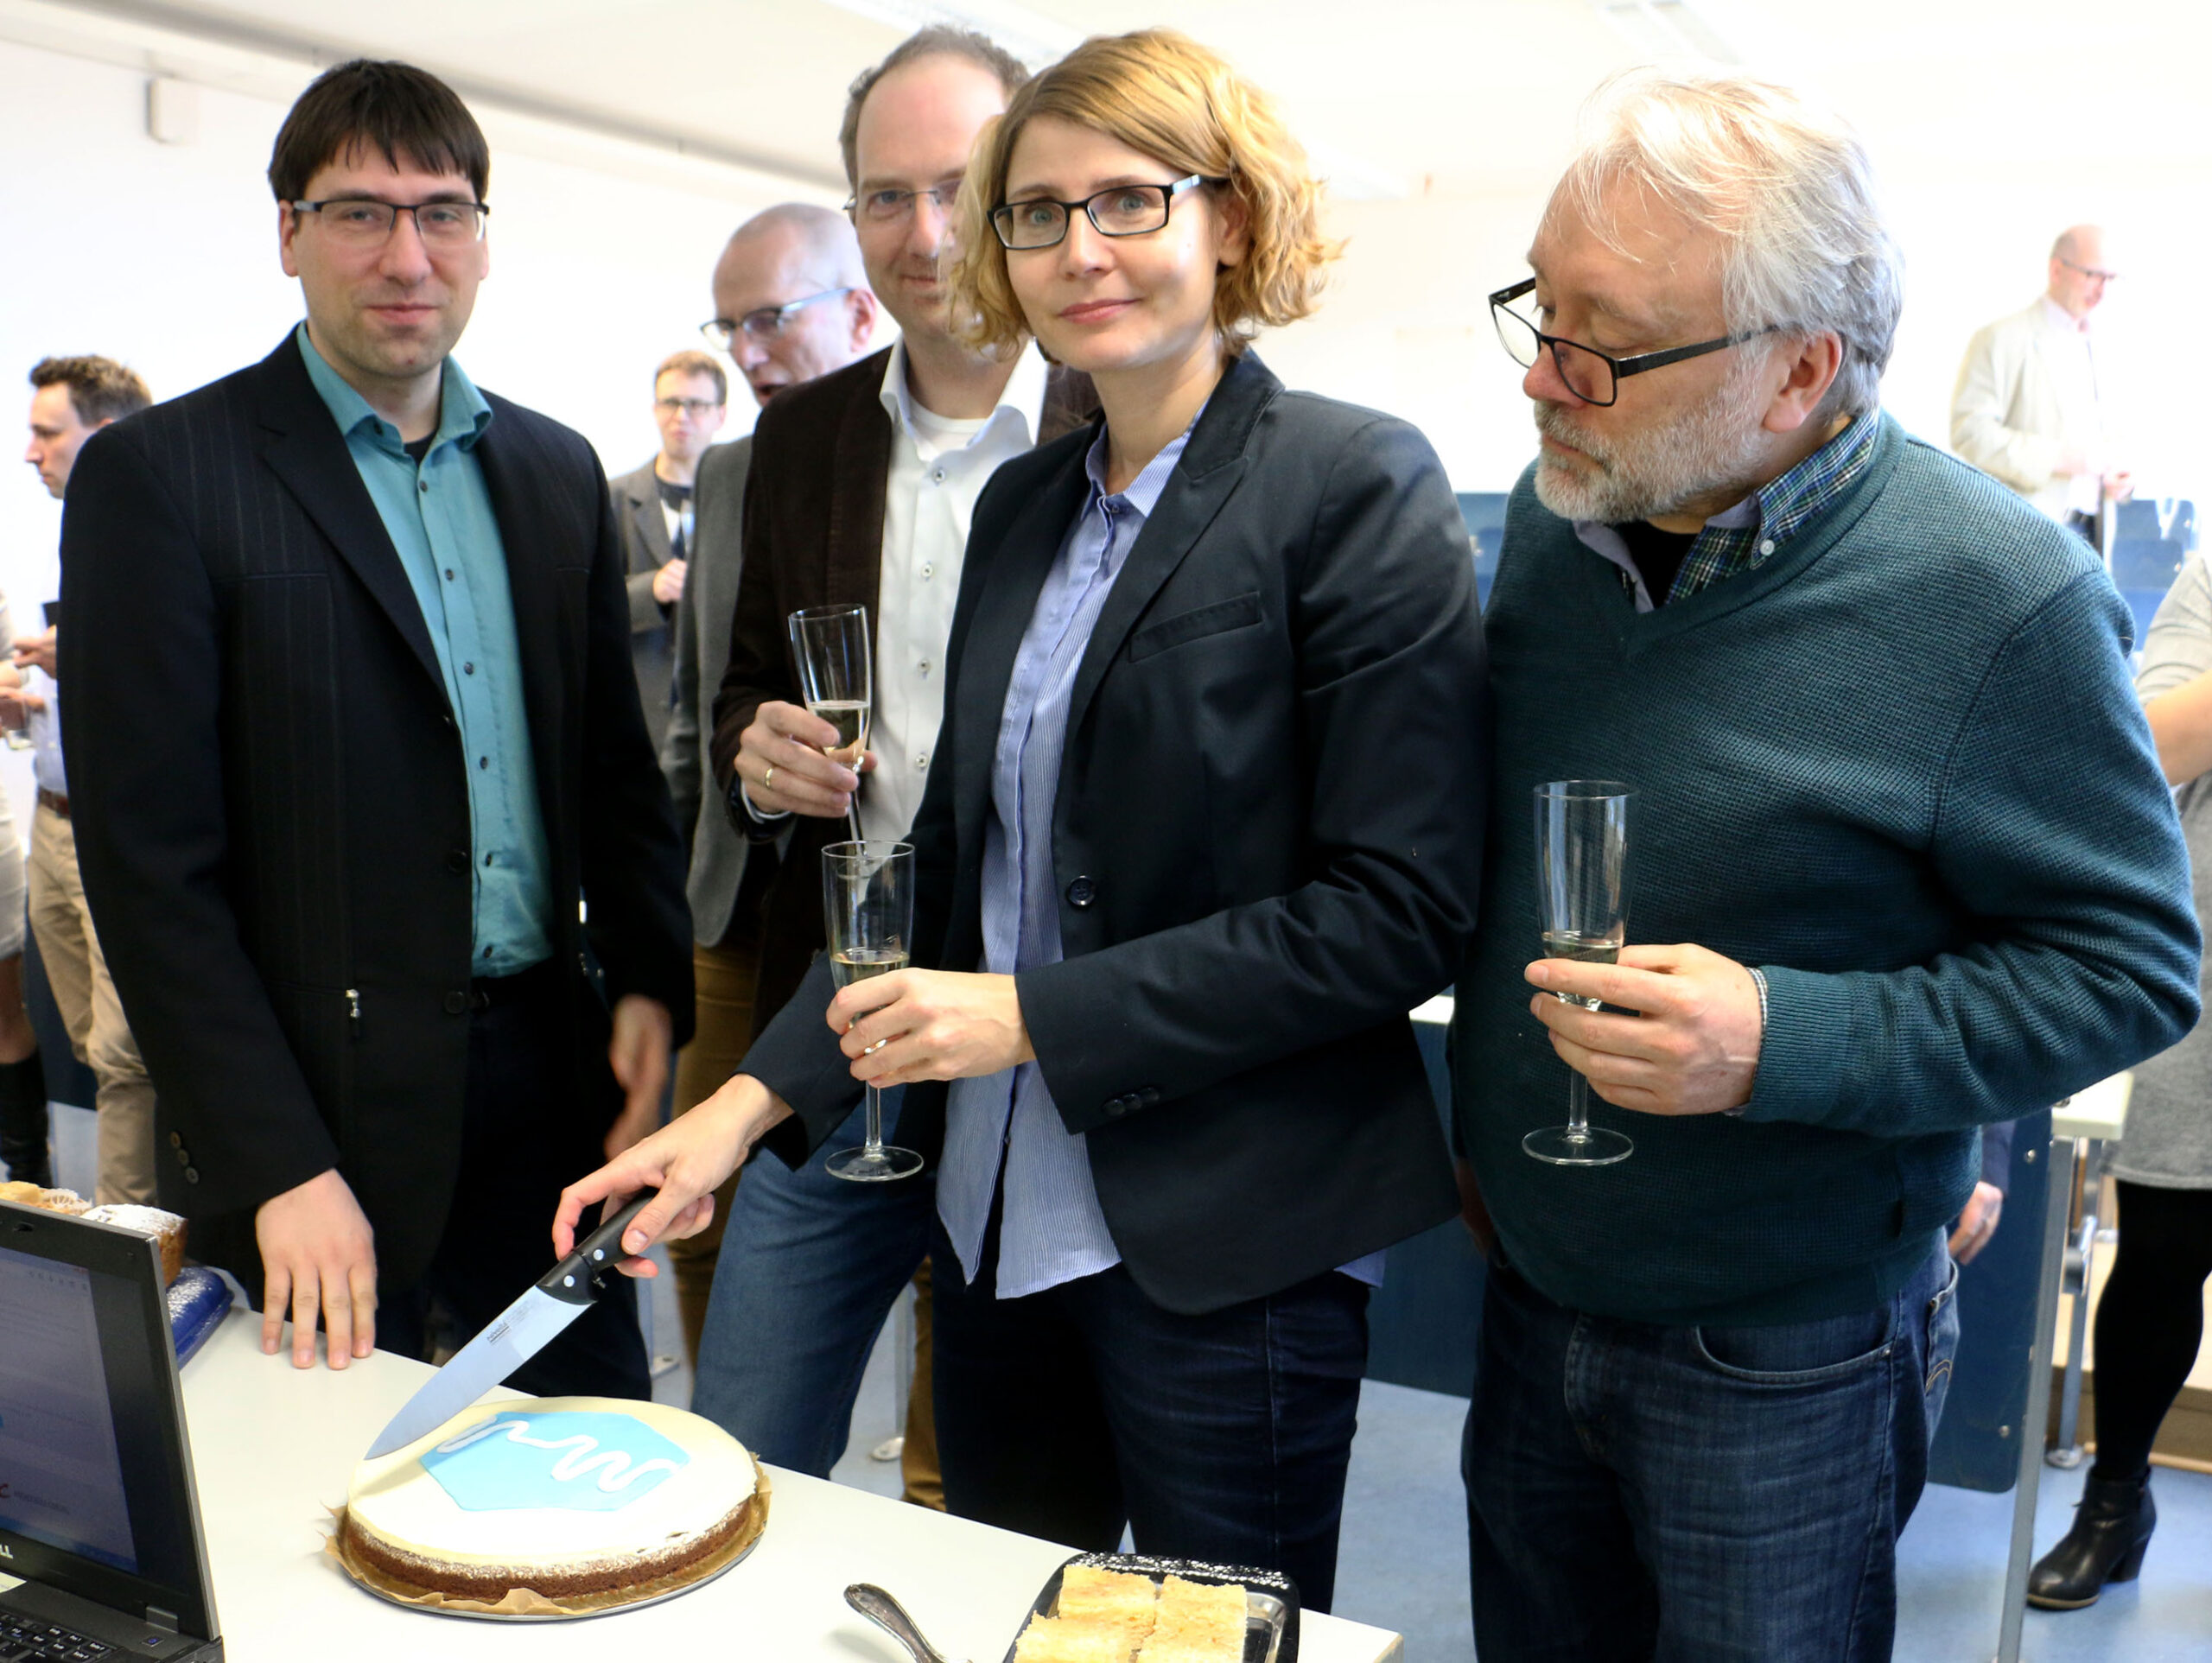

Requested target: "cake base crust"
[{"left": 331, "top": 1463, "right": 769, "bottom": 1619}]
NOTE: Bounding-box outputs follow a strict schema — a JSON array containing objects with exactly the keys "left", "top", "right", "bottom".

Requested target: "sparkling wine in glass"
[
  {"left": 1525, "top": 779, "right": 1635, "bottom": 1167},
  {"left": 822, "top": 840, "right": 924, "bottom": 1182},
  {"left": 788, "top": 604, "right": 872, "bottom": 844}
]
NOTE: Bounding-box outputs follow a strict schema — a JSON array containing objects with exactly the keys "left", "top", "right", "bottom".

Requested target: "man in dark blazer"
[
  {"left": 685, "top": 28, "right": 1095, "bottom": 1496},
  {"left": 660, "top": 202, "right": 875, "bottom": 1362},
  {"left": 60, "top": 59, "right": 691, "bottom": 1395},
  {"left": 611, "top": 348, "right": 727, "bottom": 757}
]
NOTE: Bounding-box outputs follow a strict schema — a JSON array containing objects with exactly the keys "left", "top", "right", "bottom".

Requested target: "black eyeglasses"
[
  {"left": 989, "top": 175, "right": 1224, "bottom": 251},
  {"left": 654, "top": 397, "right": 723, "bottom": 416},
  {"left": 2056, "top": 256, "right": 2120, "bottom": 282},
  {"left": 291, "top": 197, "right": 490, "bottom": 247},
  {"left": 700, "top": 288, "right": 855, "bottom": 351},
  {"left": 1488, "top": 278, "right": 1771, "bottom": 407}
]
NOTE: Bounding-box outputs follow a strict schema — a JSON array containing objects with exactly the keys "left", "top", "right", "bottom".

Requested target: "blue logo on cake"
[{"left": 422, "top": 1412, "right": 688, "bottom": 1513}]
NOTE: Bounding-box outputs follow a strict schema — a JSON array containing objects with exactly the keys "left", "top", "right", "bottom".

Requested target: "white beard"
[{"left": 1530, "top": 370, "right": 1773, "bottom": 524}]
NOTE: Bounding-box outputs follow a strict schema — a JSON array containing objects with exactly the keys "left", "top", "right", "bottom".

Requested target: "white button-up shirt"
[
  {"left": 864, "top": 340, "right": 1052, "bottom": 843},
  {"left": 2038, "top": 297, "right": 2103, "bottom": 517}
]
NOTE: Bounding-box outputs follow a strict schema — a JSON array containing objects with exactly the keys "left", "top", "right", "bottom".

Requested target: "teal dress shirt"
[{"left": 297, "top": 323, "right": 554, "bottom": 974}]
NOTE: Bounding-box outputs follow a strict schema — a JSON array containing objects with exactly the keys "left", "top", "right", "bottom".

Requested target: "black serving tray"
[{"left": 1005, "top": 1552, "right": 1300, "bottom": 1663}]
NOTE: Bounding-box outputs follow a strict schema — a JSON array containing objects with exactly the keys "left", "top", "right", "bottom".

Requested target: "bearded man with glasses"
[
  {"left": 59, "top": 59, "right": 692, "bottom": 1400},
  {"left": 1451, "top": 72, "right": 2197, "bottom": 1659}
]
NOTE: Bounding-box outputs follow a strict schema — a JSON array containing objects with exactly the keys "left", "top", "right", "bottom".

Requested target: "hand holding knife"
[{"left": 365, "top": 1190, "right": 659, "bottom": 1459}]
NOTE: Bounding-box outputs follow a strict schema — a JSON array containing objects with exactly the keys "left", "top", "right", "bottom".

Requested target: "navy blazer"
[
  {"left": 743, "top": 352, "right": 1488, "bottom": 1313},
  {"left": 60, "top": 334, "right": 693, "bottom": 1296}
]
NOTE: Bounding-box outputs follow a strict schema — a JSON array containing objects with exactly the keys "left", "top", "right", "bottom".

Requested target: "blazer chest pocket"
[{"left": 1126, "top": 590, "right": 1263, "bottom": 663}]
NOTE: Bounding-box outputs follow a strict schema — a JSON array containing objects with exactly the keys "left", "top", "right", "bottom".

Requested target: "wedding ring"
[{"left": 762, "top": 765, "right": 776, "bottom": 792}]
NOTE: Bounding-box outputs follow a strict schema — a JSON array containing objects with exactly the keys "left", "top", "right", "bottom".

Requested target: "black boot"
[
  {"left": 2027, "top": 1470, "right": 2156, "bottom": 1609},
  {"left": 0, "top": 1050, "right": 52, "bottom": 1189}
]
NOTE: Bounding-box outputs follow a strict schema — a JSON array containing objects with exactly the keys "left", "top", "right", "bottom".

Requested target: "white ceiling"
[{"left": 12, "top": 0, "right": 2209, "bottom": 206}]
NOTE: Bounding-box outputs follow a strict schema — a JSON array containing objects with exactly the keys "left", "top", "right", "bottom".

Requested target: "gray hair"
[{"left": 1550, "top": 69, "right": 1903, "bottom": 417}]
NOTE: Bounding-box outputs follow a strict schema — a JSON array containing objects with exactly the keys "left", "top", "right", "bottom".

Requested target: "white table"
[{"left": 177, "top": 1310, "right": 1403, "bottom": 1660}]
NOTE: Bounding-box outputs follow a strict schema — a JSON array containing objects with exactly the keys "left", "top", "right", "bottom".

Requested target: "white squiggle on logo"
[{"left": 435, "top": 1417, "right": 682, "bottom": 1493}]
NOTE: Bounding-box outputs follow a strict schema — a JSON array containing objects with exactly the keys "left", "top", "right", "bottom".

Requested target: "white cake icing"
[{"left": 346, "top": 1396, "right": 756, "bottom": 1571}]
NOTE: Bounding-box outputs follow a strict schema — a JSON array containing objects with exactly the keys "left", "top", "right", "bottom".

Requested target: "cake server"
[{"left": 364, "top": 1190, "right": 658, "bottom": 1459}]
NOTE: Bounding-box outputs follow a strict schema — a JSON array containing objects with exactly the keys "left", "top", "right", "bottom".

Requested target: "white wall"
[{"left": 0, "top": 34, "right": 813, "bottom": 670}]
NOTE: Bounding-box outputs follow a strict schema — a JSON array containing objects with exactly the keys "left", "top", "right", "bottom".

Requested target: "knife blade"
[{"left": 364, "top": 1190, "right": 658, "bottom": 1459}]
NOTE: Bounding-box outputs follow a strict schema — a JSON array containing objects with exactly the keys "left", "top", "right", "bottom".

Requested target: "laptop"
[{"left": 0, "top": 1200, "right": 221, "bottom": 1660}]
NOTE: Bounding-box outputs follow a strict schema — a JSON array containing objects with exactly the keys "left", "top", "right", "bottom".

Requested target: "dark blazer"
[
  {"left": 664, "top": 435, "right": 753, "bottom": 943},
  {"left": 709, "top": 346, "right": 1098, "bottom": 1028},
  {"left": 743, "top": 352, "right": 1488, "bottom": 1314},
  {"left": 60, "top": 334, "right": 694, "bottom": 1296},
  {"left": 611, "top": 457, "right": 678, "bottom": 755}
]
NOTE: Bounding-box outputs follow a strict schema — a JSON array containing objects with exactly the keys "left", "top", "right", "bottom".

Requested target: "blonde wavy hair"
[{"left": 950, "top": 29, "right": 1338, "bottom": 358}]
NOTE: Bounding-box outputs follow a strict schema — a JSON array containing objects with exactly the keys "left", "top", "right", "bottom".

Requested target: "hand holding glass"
[
  {"left": 823, "top": 841, "right": 924, "bottom": 1182},
  {"left": 1526, "top": 780, "right": 1635, "bottom": 1167},
  {"left": 788, "top": 603, "right": 871, "bottom": 842}
]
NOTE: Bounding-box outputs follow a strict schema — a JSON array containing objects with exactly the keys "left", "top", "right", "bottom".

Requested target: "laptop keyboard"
[{"left": 0, "top": 1613, "right": 115, "bottom": 1661}]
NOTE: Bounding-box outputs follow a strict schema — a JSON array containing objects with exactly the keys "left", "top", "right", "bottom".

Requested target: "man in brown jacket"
[{"left": 684, "top": 26, "right": 1094, "bottom": 1501}]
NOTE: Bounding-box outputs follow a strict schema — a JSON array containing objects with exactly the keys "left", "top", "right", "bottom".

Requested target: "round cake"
[{"left": 340, "top": 1396, "right": 762, "bottom": 1610}]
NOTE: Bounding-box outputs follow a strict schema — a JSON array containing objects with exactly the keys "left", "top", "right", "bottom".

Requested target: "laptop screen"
[{"left": 0, "top": 1205, "right": 215, "bottom": 1638}]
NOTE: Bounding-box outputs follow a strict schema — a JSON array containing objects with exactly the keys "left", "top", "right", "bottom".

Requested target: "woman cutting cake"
[{"left": 556, "top": 28, "right": 1486, "bottom": 1609}]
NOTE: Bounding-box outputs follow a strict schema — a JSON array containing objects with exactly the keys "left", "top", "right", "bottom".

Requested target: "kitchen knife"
[{"left": 363, "top": 1190, "right": 658, "bottom": 1459}]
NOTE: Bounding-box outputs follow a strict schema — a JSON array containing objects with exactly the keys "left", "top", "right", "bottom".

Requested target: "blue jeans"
[
  {"left": 931, "top": 1214, "right": 1370, "bottom": 1612},
  {"left": 690, "top": 1097, "right": 934, "bottom": 1475},
  {"left": 1463, "top": 1236, "right": 1959, "bottom": 1661}
]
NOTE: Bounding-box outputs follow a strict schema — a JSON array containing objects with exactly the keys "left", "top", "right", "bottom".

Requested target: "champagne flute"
[
  {"left": 823, "top": 840, "right": 925, "bottom": 1182},
  {"left": 788, "top": 604, "right": 872, "bottom": 844},
  {"left": 1525, "top": 779, "right": 1635, "bottom": 1167}
]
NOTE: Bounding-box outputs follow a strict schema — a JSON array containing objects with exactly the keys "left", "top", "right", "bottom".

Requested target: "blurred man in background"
[
  {"left": 7, "top": 355, "right": 155, "bottom": 1202},
  {"left": 659, "top": 202, "right": 874, "bottom": 1362},
  {"left": 611, "top": 348, "right": 728, "bottom": 756},
  {"left": 1953, "top": 225, "right": 2131, "bottom": 551}
]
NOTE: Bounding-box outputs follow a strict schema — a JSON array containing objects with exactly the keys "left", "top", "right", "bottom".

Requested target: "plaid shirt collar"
[{"left": 1575, "top": 412, "right": 1878, "bottom": 610}]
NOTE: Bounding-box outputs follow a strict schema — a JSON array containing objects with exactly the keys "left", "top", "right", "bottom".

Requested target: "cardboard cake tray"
[
  {"left": 1007, "top": 1551, "right": 1300, "bottom": 1663},
  {"left": 327, "top": 1458, "right": 769, "bottom": 1620}
]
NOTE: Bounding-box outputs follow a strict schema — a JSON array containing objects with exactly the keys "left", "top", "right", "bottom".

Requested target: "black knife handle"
[{"left": 537, "top": 1190, "right": 658, "bottom": 1305}]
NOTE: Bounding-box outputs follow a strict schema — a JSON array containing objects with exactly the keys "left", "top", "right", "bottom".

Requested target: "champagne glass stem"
[
  {"left": 847, "top": 803, "right": 863, "bottom": 845},
  {"left": 1565, "top": 994, "right": 1599, "bottom": 1143},
  {"left": 862, "top": 1082, "right": 886, "bottom": 1157}
]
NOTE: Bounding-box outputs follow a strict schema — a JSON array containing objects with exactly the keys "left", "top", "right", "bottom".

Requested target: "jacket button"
[
  {"left": 1137, "top": 1086, "right": 1161, "bottom": 1107},
  {"left": 447, "top": 848, "right": 470, "bottom": 874},
  {"left": 168, "top": 1132, "right": 182, "bottom": 1148},
  {"left": 443, "top": 989, "right": 469, "bottom": 1015},
  {"left": 183, "top": 1167, "right": 200, "bottom": 1184},
  {"left": 1103, "top": 1093, "right": 1137, "bottom": 1117},
  {"left": 174, "top": 1146, "right": 190, "bottom": 1165},
  {"left": 1065, "top": 876, "right": 1097, "bottom": 908}
]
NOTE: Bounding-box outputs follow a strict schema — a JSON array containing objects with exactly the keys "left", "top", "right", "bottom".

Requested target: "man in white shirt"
[
  {"left": 1952, "top": 225, "right": 2131, "bottom": 549},
  {"left": 687, "top": 26, "right": 1094, "bottom": 1503}
]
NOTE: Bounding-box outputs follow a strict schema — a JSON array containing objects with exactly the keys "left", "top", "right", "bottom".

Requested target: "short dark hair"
[
  {"left": 267, "top": 59, "right": 489, "bottom": 204},
  {"left": 655, "top": 349, "right": 727, "bottom": 405},
  {"left": 30, "top": 356, "right": 153, "bottom": 426},
  {"left": 838, "top": 26, "right": 1028, "bottom": 191}
]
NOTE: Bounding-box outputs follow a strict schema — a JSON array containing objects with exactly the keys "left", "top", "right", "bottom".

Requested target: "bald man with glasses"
[{"left": 1954, "top": 224, "right": 2133, "bottom": 550}]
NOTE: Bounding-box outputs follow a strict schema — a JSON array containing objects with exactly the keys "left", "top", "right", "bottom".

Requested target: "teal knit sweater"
[{"left": 1451, "top": 415, "right": 2200, "bottom": 1325}]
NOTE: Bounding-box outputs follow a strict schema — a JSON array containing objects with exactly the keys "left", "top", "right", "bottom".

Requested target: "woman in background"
[
  {"left": 2027, "top": 552, "right": 2212, "bottom": 1609},
  {"left": 560, "top": 28, "right": 1486, "bottom": 1607}
]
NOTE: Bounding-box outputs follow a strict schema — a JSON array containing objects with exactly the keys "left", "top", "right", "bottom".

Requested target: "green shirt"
[{"left": 296, "top": 324, "right": 553, "bottom": 974}]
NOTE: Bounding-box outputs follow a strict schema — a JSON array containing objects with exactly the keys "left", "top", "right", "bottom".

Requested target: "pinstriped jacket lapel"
[{"left": 250, "top": 336, "right": 446, "bottom": 695}]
